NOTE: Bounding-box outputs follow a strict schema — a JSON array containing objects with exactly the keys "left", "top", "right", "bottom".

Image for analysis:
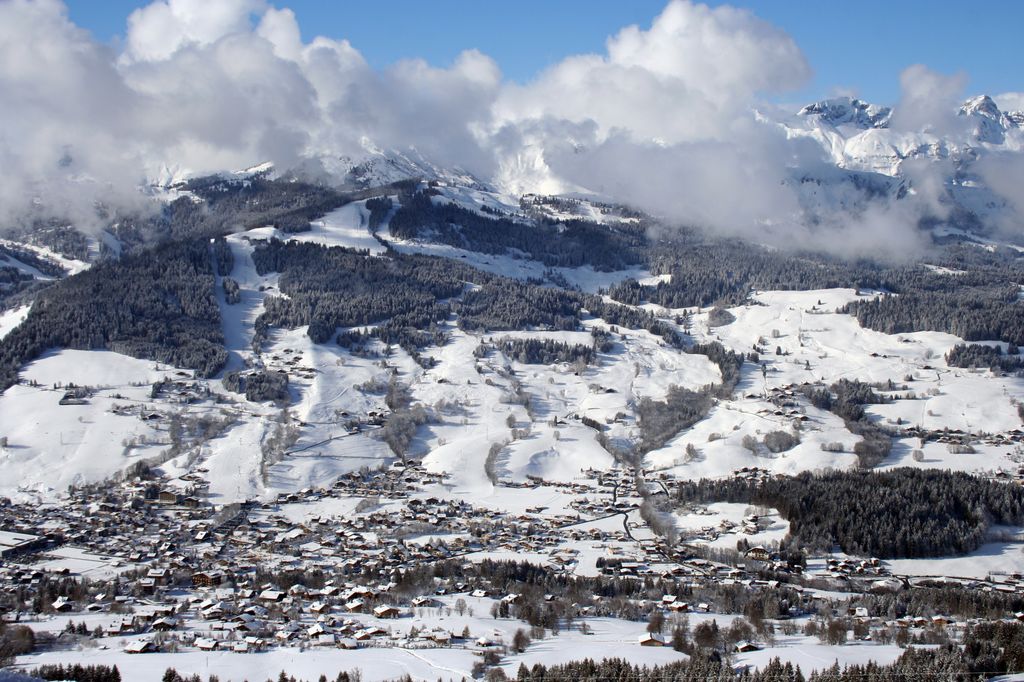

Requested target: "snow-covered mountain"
[
  {"left": 789, "top": 94, "right": 1022, "bottom": 169},
  {"left": 773, "top": 94, "right": 1023, "bottom": 235},
  {"left": 798, "top": 97, "right": 892, "bottom": 130},
  {"left": 300, "top": 140, "right": 489, "bottom": 194},
  {"left": 132, "top": 93, "right": 1024, "bottom": 251},
  {"left": 959, "top": 94, "right": 1019, "bottom": 144},
  {"left": 335, "top": 94, "right": 1022, "bottom": 241}
]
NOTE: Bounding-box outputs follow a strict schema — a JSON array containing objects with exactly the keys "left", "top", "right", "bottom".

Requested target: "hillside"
[{"left": 2, "top": 119, "right": 1024, "bottom": 682}]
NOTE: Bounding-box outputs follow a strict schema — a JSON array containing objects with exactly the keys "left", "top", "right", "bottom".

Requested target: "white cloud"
[
  {"left": 540, "top": 124, "right": 803, "bottom": 233},
  {"left": 0, "top": 0, "right": 151, "bottom": 229},
  {"left": 255, "top": 7, "right": 303, "bottom": 62},
  {"left": 496, "top": 0, "right": 810, "bottom": 144},
  {"left": 124, "top": 0, "right": 265, "bottom": 63},
  {"left": 889, "top": 64, "right": 968, "bottom": 135},
  {"left": 0, "top": 0, "right": 500, "bottom": 230},
  {"left": 975, "top": 152, "right": 1024, "bottom": 236},
  {"left": 994, "top": 92, "right": 1024, "bottom": 113},
  {"left": 482, "top": 0, "right": 829, "bottom": 243}
]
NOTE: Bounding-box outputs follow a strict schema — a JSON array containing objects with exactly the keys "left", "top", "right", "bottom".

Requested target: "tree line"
[
  {"left": 0, "top": 239, "right": 226, "bottom": 391},
  {"left": 249, "top": 239, "right": 684, "bottom": 356},
  {"left": 223, "top": 368, "right": 290, "bottom": 403},
  {"left": 28, "top": 664, "right": 121, "bottom": 682},
  {"left": 509, "top": 630, "right": 1024, "bottom": 682},
  {"left": 488, "top": 338, "right": 597, "bottom": 366},
  {"left": 636, "top": 342, "right": 744, "bottom": 453},
  {"left": 844, "top": 285, "right": 1024, "bottom": 346},
  {"left": 801, "top": 380, "right": 892, "bottom": 468},
  {"left": 946, "top": 343, "right": 1024, "bottom": 373},
  {"left": 675, "top": 468, "right": 1024, "bottom": 558},
  {"left": 388, "top": 188, "right": 647, "bottom": 271}
]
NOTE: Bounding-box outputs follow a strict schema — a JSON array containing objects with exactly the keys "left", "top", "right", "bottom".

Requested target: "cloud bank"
[{"left": 0, "top": 0, "right": 1019, "bottom": 252}]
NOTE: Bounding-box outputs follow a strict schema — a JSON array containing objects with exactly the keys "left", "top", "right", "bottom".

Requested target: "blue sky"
[{"left": 65, "top": 0, "right": 1021, "bottom": 106}]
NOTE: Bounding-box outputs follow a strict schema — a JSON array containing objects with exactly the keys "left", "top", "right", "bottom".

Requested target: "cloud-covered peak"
[{"left": 0, "top": 0, "right": 1021, "bottom": 255}]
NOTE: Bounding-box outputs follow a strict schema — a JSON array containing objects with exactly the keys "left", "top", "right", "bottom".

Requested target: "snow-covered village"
[
  {"left": 5, "top": 0, "right": 1024, "bottom": 680},
  {"left": 4, "top": 447, "right": 1024, "bottom": 680}
]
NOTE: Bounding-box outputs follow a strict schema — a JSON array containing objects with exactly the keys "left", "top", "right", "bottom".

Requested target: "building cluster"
[
  {"left": 0, "top": 462, "right": 691, "bottom": 655},
  {"left": 5, "top": 451, "right": 1024, "bottom": 661}
]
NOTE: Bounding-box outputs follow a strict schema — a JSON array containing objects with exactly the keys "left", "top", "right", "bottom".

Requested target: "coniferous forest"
[{"left": 675, "top": 468, "right": 1024, "bottom": 558}]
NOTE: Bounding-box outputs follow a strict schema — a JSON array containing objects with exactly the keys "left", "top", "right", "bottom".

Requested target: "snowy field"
[
  {"left": 642, "top": 288, "right": 1024, "bottom": 479},
  {"left": 11, "top": 604, "right": 910, "bottom": 682},
  {"left": 0, "top": 350, "right": 189, "bottom": 499},
  {"left": 4, "top": 281, "right": 1021, "bottom": 678},
  {"left": 0, "top": 304, "right": 30, "bottom": 340},
  {"left": 675, "top": 502, "right": 790, "bottom": 551},
  {"left": 241, "top": 202, "right": 388, "bottom": 256},
  {"left": 0, "top": 237, "right": 92, "bottom": 278},
  {"left": 884, "top": 539, "right": 1024, "bottom": 579}
]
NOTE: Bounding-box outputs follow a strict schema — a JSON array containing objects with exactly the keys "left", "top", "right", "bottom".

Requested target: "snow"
[
  {"left": 0, "top": 237, "right": 90, "bottom": 277},
  {"left": 645, "top": 397, "right": 860, "bottom": 478},
  {"left": 14, "top": 647, "right": 480, "bottom": 682},
  {"left": 881, "top": 439, "right": 1021, "bottom": 474},
  {"left": 5, "top": 131, "right": 1024, "bottom": 677},
  {"left": 778, "top": 93, "right": 1024, "bottom": 235},
  {"left": 4, "top": 281, "right": 1021, "bottom": 508},
  {"left": 663, "top": 288, "right": 1024, "bottom": 475},
  {"left": 675, "top": 502, "right": 790, "bottom": 551},
  {"left": 214, "top": 235, "right": 280, "bottom": 373},
  {"left": 241, "top": 202, "right": 387, "bottom": 255},
  {"left": 406, "top": 322, "right": 720, "bottom": 493},
  {"left": 14, "top": 349, "right": 170, "bottom": 388},
  {"left": 867, "top": 370, "right": 1024, "bottom": 437},
  {"left": 734, "top": 639, "right": 903, "bottom": 673},
  {"left": 433, "top": 182, "right": 522, "bottom": 218},
  {"left": 30, "top": 546, "right": 134, "bottom": 581},
  {"left": 923, "top": 264, "right": 967, "bottom": 276},
  {"left": 0, "top": 672, "right": 42, "bottom": 682},
  {"left": 378, "top": 222, "right": 652, "bottom": 294},
  {"left": 885, "top": 540, "right": 1024, "bottom": 579},
  {"left": 0, "top": 350, "right": 185, "bottom": 500},
  {"left": 11, "top": 607, "right": 911, "bottom": 681},
  {"left": 0, "top": 304, "right": 30, "bottom": 340},
  {"left": 0, "top": 253, "right": 50, "bottom": 280}
]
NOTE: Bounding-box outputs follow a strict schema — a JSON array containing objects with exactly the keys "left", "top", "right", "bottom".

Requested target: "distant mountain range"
[
  {"left": 135, "top": 94, "right": 1024, "bottom": 252},
  {"left": 256, "top": 95, "right": 1018, "bottom": 244}
]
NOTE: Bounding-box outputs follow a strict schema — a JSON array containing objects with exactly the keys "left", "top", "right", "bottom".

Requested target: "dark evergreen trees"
[
  {"left": 224, "top": 369, "right": 290, "bottom": 402},
  {"left": 947, "top": 343, "right": 1024, "bottom": 372},
  {"left": 492, "top": 338, "right": 596, "bottom": 365},
  {"left": 31, "top": 664, "right": 121, "bottom": 682},
  {"left": 0, "top": 239, "right": 226, "bottom": 391},
  {"left": 388, "top": 189, "right": 646, "bottom": 270},
  {"left": 676, "top": 468, "right": 1024, "bottom": 558}
]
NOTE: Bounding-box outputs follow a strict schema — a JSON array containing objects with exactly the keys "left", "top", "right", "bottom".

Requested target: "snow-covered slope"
[{"left": 3, "top": 279, "right": 1022, "bottom": 505}]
